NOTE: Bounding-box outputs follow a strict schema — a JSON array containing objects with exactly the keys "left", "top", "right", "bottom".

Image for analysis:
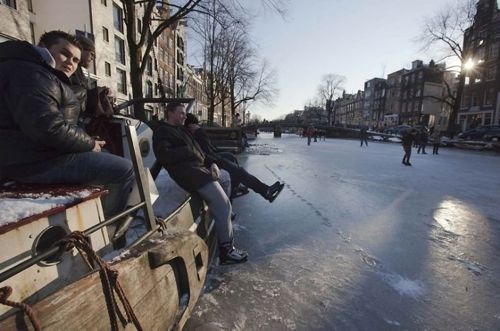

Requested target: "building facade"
[
  {"left": 363, "top": 78, "right": 387, "bottom": 128},
  {"left": 385, "top": 69, "right": 408, "bottom": 126},
  {"left": 459, "top": 0, "right": 500, "bottom": 129},
  {"left": 399, "top": 60, "right": 446, "bottom": 125}
]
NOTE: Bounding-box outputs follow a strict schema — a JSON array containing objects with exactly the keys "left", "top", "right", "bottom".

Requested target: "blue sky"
[{"left": 246, "top": 0, "right": 461, "bottom": 120}]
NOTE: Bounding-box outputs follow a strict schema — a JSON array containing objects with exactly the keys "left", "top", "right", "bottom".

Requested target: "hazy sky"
[{"left": 246, "top": 0, "right": 459, "bottom": 120}]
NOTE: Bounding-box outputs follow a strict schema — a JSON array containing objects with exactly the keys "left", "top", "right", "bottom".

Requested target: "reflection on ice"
[
  {"left": 432, "top": 198, "right": 480, "bottom": 235},
  {"left": 380, "top": 272, "right": 426, "bottom": 299}
]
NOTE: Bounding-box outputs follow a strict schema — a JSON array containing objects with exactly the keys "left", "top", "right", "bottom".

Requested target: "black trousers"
[
  {"left": 402, "top": 146, "right": 412, "bottom": 163},
  {"left": 216, "top": 157, "right": 268, "bottom": 196}
]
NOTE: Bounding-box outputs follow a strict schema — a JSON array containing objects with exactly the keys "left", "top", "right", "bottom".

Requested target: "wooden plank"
[{"left": 0, "top": 231, "right": 208, "bottom": 331}]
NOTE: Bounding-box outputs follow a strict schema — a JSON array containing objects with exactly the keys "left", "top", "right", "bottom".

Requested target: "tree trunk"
[
  {"left": 128, "top": 40, "right": 146, "bottom": 122},
  {"left": 447, "top": 73, "right": 464, "bottom": 137}
]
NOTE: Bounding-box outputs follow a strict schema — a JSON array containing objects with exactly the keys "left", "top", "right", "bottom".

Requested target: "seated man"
[
  {"left": 153, "top": 102, "right": 248, "bottom": 265},
  {"left": 0, "top": 31, "right": 135, "bottom": 243},
  {"left": 184, "top": 113, "right": 284, "bottom": 203}
]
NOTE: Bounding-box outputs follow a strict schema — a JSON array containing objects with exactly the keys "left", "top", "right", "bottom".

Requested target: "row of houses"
[
  {"left": 293, "top": 0, "right": 500, "bottom": 132},
  {"left": 0, "top": 0, "right": 232, "bottom": 125},
  {"left": 334, "top": 59, "right": 456, "bottom": 130}
]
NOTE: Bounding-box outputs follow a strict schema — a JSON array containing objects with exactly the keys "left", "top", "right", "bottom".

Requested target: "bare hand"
[
  {"left": 210, "top": 163, "right": 220, "bottom": 180},
  {"left": 187, "top": 124, "right": 200, "bottom": 132},
  {"left": 93, "top": 140, "right": 106, "bottom": 152}
]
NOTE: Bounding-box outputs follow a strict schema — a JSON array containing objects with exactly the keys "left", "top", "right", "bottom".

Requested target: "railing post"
[{"left": 125, "top": 125, "right": 157, "bottom": 231}]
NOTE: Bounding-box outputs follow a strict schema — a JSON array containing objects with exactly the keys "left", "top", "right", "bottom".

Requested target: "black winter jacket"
[
  {"left": 0, "top": 41, "right": 94, "bottom": 171},
  {"left": 153, "top": 122, "right": 214, "bottom": 192}
]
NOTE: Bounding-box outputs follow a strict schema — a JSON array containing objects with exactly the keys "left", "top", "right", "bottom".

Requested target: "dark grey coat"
[{"left": 153, "top": 122, "right": 213, "bottom": 192}]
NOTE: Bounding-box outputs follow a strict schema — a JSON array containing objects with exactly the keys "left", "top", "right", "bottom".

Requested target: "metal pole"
[{"left": 125, "top": 125, "right": 157, "bottom": 231}]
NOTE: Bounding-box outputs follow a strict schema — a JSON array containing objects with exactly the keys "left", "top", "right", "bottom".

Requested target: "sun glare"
[{"left": 463, "top": 59, "right": 475, "bottom": 71}]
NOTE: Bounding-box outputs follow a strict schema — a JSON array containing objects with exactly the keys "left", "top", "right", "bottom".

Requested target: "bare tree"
[
  {"left": 317, "top": 74, "right": 346, "bottom": 125},
  {"left": 417, "top": 0, "right": 476, "bottom": 134},
  {"left": 119, "top": 0, "right": 287, "bottom": 123},
  {"left": 192, "top": 0, "right": 278, "bottom": 126}
]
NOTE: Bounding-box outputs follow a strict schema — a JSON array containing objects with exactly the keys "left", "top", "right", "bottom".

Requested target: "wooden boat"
[{"left": 0, "top": 99, "right": 217, "bottom": 330}]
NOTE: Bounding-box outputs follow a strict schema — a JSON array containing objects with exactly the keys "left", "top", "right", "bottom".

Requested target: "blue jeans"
[{"left": 10, "top": 151, "right": 135, "bottom": 219}]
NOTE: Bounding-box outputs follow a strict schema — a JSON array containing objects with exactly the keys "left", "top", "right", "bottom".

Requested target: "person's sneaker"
[
  {"left": 265, "top": 181, "right": 284, "bottom": 203},
  {"left": 219, "top": 242, "right": 248, "bottom": 265},
  {"left": 231, "top": 212, "right": 237, "bottom": 222},
  {"left": 406, "top": 162, "right": 412, "bottom": 166}
]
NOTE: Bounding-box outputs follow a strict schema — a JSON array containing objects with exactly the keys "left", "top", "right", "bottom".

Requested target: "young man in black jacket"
[
  {"left": 153, "top": 103, "right": 248, "bottom": 264},
  {"left": 0, "top": 31, "right": 135, "bottom": 239},
  {"left": 184, "top": 113, "right": 284, "bottom": 202}
]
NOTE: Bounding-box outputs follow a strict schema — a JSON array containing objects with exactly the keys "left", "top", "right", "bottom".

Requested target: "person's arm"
[{"left": 9, "top": 69, "right": 94, "bottom": 152}]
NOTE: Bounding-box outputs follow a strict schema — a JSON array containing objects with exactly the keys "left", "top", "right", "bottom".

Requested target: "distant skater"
[
  {"left": 417, "top": 129, "right": 428, "bottom": 154},
  {"left": 431, "top": 129, "right": 441, "bottom": 155},
  {"left": 305, "top": 126, "right": 314, "bottom": 146},
  {"left": 402, "top": 129, "right": 416, "bottom": 166},
  {"left": 360, "top": 126, "right": 368, "bottom": 147}
]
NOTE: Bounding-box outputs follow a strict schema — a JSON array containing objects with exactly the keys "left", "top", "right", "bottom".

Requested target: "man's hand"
[
  {"left": 210, "top": 163, "right": 220, "bottom": 180},
  {"left": 93, "top": 139, "right": 106, "bottom": 152},
  {"left": 187, "top": 124, "right": 200, "bottom": 133}
]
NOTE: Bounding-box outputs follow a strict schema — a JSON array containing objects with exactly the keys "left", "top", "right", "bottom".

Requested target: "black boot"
[
  {"left": 265, "top": 181, "right": 285, "bottom": 203},
  {"left": 219, "top": 241, "right": 248, "bottom": 265}
]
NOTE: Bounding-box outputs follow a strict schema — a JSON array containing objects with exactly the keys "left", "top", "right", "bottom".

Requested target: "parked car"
[
  {"left": 457, "top": 125, "right": 500, "bottom": 141},
  {"left": 385, "top": 125, "right": 411, "bottom": 136},
  {"left": 483, "top": 127, "right": 500, "bottom": 141}
]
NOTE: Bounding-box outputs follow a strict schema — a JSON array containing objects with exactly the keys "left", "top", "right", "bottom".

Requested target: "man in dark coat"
[
  {"left": 401, "top": 129, "right": 417, "bottom": 166},
  {"left": 0, "top": 31, "right": 135, "bottom": 233},
  {"left": 360, "top": 126, "right": 368, "bottom": 147},
  {"left": 153, "top": 102, "right": 248, "bottom": 265},
  {"left": 184, "top": 113, "right": 284, "bottom": 203}
]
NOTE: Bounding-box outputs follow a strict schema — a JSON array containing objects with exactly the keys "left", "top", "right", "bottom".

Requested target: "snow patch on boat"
[{"left": 0, "top": 189, "right": 96, "bottom": 227}]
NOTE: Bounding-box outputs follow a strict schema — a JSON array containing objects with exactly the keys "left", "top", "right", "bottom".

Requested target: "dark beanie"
[
  {"left": 76, "top": 35, "right": 95, "bottom": 52},
  {"left": 185, "top": 113, "right": 199, "bottom": 127}
]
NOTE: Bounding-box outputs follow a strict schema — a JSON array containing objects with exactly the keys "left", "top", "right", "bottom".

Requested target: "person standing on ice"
[{"left": 401, "top": 129, "right": 417, "bottom": 166}]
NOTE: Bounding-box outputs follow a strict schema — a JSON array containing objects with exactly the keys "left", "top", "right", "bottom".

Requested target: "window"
[
  {"left": 486, "top": 65, "right": 497, "bottom": 81},
  {"left": 29, "top": 23, "right": 35, "bottom": 44},
  {"left": 471, "top": 93, "right": 478, "bottom": 107},
  {"left": 103, "top": 27, "right": 109, "bottom": 42},
  {"left": 114, "top": 36, "right": 125, "bottom": 64},
  {"left": 461, "top": 94, "right": 470, "bottom": 108},
  {"left": 1, "top": 0, "right": 16, "bottom": 8},
  {"left": 146, "top": 57, "right": 153, "bottom": 76},
  {"left": 484, "top": 88, "right": 494, "bottom": 106},
  {"left": 484, "top": 113, "right": 492, "bottom": 125},
  {"left": 490, "top": 42, "right": 500, "bottom": 59},
  {"left": 101, "top": 0, "right": 107, "bottom": 6},
  {"left": 145, "top": 81, "right": 153, "bottom": 97},
  {"left": 105, "top": 62, "right": 111, "bottom": 76},
  {"left": 137, "top": 19, "right": 142, "bottom": 34},
  {"left": 27, "top": 0, "right": 33, "bottom": 12},
  {"left": 117, "top": 68, "right": 127, "bottom": 94},
  {"left": 113, "top": 3, "right": 123, "bottom": 32}
]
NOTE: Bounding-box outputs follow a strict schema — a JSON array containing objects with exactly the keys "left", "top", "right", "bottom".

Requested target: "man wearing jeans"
[
  {"left": 0, "top": 31, "right": 135, "bottom": 242},
  {"left": 153, "top": 103, "right": 248, "bottom": 265}
]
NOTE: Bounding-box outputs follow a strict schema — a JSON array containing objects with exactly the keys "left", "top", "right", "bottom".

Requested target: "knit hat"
[
  {"left": 185, "top": 113, "right": 199, "bottom": 127},
  {"left": 76, "top": 35, "right": 95, "bottom": 52}
]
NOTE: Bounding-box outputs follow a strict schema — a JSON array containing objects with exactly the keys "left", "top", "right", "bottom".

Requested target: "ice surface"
[{"left": 184, "top": 134, "right": 500, "bottom": 330}]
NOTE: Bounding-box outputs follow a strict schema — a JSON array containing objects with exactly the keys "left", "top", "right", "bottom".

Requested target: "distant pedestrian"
[
  {"left": 431, "top": 129, "right": 441, "bottom": 155},
  {"left": 402, "top": 129, "right": 416, "bottom": 166},
  {"left": 305, "top": 126, "right": 314, "bottom": 146},
  {"left": 417, "top": 129, "right": 428, "bottom": 154},
  {"left": 360, "top": 126, "right": 368, "bottom": 147}
]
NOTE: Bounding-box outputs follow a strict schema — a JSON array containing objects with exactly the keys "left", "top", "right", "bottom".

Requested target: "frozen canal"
[{"left": 184, "top": 133, "right": 500, "bottom": 330}]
